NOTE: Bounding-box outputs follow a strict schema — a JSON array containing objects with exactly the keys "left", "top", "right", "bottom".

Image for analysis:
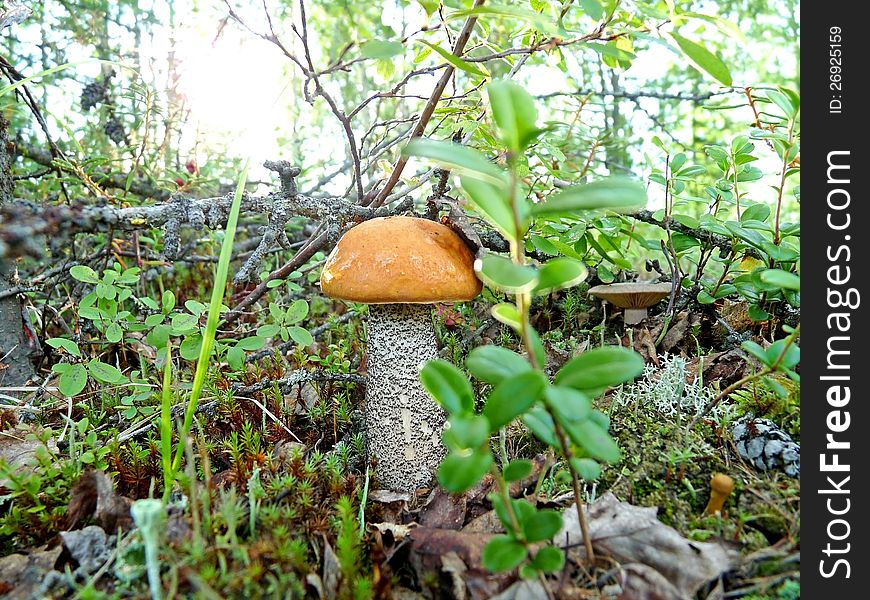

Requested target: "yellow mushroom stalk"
[{"left": 704, "top": 473, "right": 735, "bottom": 516}]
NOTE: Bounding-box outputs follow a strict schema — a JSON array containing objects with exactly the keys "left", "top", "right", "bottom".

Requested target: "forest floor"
[{"left": 0, "top": 285, "right": 799, "bottom": 600}]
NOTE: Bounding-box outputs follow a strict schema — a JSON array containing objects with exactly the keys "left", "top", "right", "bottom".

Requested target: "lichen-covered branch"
[{"left": 0, "top": 162, "right": 414, "bottom": 286}]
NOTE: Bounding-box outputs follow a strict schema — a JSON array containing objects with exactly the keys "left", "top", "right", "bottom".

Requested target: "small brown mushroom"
[
  {"left": 587, "top": 282, "right": 673, "bottom": 324},
  {"left": 320, "top": 216, "right": 482, "bottom": 491},
  {"left": 703, "top": 473, "right": 735, "bottom": 515}
]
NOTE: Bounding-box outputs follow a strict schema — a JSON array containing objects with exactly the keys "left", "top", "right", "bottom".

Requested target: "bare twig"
[{"left": 367, "top": 0, "right": 486, "bottom": 208}]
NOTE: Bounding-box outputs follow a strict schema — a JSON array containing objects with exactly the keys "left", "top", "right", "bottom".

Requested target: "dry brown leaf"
[
  {"left": 618, "top": 563, "right": 687, "bottom": 600},
  {"left": 66, "top": 471, "right": 132, "bottom": 533},
  {"left": 408, "top": 526, "right": 510, "bottom": 599},
  {"left": 556, "top": 493, "right": 737, "bottom": 597},
  {"left": 369, "top": 522, "right": 412, "bottom": 542},
  {"left": 490, "top": 579, "right": 549, "bottom": 599},
  {"left": 660, "top": 311, "right": 694, "bottom": 354},
  {"left": 0, "top": 426, "right": 56, "bottom": 485},
  {"left": 321, "top": 538, "right": 340, "bottom": 599},
  {"left": 419, "top": 488, "right": 467, "bottom": 530}
]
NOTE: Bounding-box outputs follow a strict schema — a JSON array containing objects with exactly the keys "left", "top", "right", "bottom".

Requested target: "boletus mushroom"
[
  {"left": 320, "top": 216, "right": 482, "bottom": 491},
  {"left": 587, "top": 282, "right": 673, "bottom": 325}
]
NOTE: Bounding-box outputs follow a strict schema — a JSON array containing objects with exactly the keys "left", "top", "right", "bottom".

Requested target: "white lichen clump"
[{"left": 611, "top": 354, "right": 730, "bottom": 424}]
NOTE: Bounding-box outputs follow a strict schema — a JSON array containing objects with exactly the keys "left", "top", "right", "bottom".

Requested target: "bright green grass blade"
[{"left": 171, "top": 158, "right": 250, "bottom": 473}]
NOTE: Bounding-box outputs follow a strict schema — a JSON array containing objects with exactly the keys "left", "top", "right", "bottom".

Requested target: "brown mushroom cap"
[
  {"left": 320, "top": 216, "right": 482, "bottom": 304},
  {"left": 587, "top": 282, "right": 673, "bottom": 309},
  {"left": 710, "top": 473, "right": 735, "bottom": 495}
]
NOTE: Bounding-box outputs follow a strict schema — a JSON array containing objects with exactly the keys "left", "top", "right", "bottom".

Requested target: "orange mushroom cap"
[{"left": 320, "top": 216, "right": 482, "bottom": 304}]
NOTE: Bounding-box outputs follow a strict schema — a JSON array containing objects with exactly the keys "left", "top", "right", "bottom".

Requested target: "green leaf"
[
  {"left": 170, "top": 313, "right": 199, "bottom": 334},
  {"left": 544, "top": 386, "right": 591, "bottom": 423},
  {"left": 105, "top": 322, "right": 123, "bottom": 344},
  {"left": 766, "top": 339, "right": 800, "bottom": 370},
  {"left": 59, "top": 363, "right": 88, "bottom": 397},
  {"left": 529, "top": 234, "right": 559, "bottom": 256},
  {"left": 437, "top": 451, "right": 493, "bottom": 493},
  {"left": 420, "top": 359, "right": 475, "bottom": 415},
  {"left": 760, "top": 269, "right": 800, "bottom": 291},
  {"left": 87, "top": 359, "right": 126, "bottom": 384},
  {"left": 447, "top": 6, "right": 565, "bottom": 36},
  {"left": 521, "top": 509, "right": 563, "bottom": 542},
  {"left": 533, "top": 258, "right": 588, "bottom": 295},
  {"left": 532, "top": 178, "right": 647, "bottom": 215},
  {"left": 669, "top": 32, "right": 732, "bottom": 86},
  {"left": 503, "top": 459, "right": 534, "bottom": 482},
  {"left": 741, "top": 340, "right": 769, "bottom": 365},
  {"left": 140, "top": 297, "right": 159, "bottom": 311},
  {"left": 361, "top": 39, "right": 405, "bottom": 59},
  {"left": 70, "top": 265, "right": 99, "bottom": 284},
  {"left": 483, "top": 371, "right": 547, "bottom": 431},
  {"left": 417, "top": 0, "right": 439, "bottom": 17},
  {"left": 47, "top": 337, "right": 81, "bottom": 357},
  {"left": 180, "top": 334, "right": 203, "bottom": 361},
  {"left": 487, "top": 80, "right": 538, "bottom": 152},
  {"left": 287, "top": 326, "right": 314, "bottom": 347},
  {"left": 461, "top": 176, "right": 516, "bottom": 238},
  {"left": 531, "top": 546, "right": 565, "bottom": 573},
  {"left": 147, "top": 324, "right": 171, "bottom": 349},
  {"left": 491, "top": 302, "right": 523, "bottom": 331},
  {"left": 475, "top": 254, "right": 538, "bottom": 293},
  {"left": 555, "top": 347, "right": 644, "bottom": 391},
  {"left": 482, "top": 535, "right": 527, "bottom": 573},
  {"left": 580, "top": 0, "right": 605, "bottom": 20},
  {"left": 284, "top": 300, "right": 309, "bottom": 324},
  {"left": 523, "top": 407, "right": 558, "bottom": 446},
  {"left": 418, "top": 41, "right": 489, "bottom": 78},
  {"left": 256, "top": 324, "right": 281, "bottom": 338},
  {"left": 564, "top": 419, "right": 621, "bottom": 463},
  {"left": 145, "top": 313, "right": 165, "bottom": 328},
  {"left": 444, "top": 415, "right": 491, "bottom": 451},
  {"left": 466, "top": 346, "right": 531, "bottom": 384},
  {"left": 161, "top": 290, "right": 176, "bottom": 313},
  {"left": 748, "top": 305, "right": 770, "bottom": 322},
  {"left": 741, "top": 203, "right": 771, "bottom": 223},
  {"left": 403, "top": 139, "right": 504, "bottom": 185},
  {"left": 237, "top": 336, "right": 265, "bottom": 351},
  {"left": 765, "top": 88, "right": 799, "bottom": 118},
  {"left": 226, "top": 346, "right": 245, "bottom": 371},
  {"left": 570, "top": 457, "right": 601, "bottom": 481}
]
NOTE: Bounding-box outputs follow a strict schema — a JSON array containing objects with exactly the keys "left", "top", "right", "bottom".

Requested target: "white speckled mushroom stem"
[{"left": 365, "top": 304, "right": 447, "bottom": 491}]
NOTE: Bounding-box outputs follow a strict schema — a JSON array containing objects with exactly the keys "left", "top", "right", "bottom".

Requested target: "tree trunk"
[{"left": 0, "top": 115, "right": 38, "bottom": 388}]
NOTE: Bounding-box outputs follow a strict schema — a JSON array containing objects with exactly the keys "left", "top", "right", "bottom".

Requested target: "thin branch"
[{"left": 367, "top": 0, "right": 486, "bottom": 208}]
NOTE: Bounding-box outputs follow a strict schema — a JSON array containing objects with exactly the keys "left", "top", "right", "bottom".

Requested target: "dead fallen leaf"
[
  {"left": 685, "top": 350, "right": 754, "bottom": 390},
  {"left": 369, "top": 522, "right": 412, "bottom": 543},
  {"left": 461, "top": 509, "right": 504, "bottom": 535},
  {"left": 490, "top": 579, "right": 549, "bottom": 599},
  {"left": 660, "top": 311, "right": 694, "bottom": 354},
  {"left": 407, "top": 526, "right": 510, "bottom": 599},
  {"left": 0, "top": 426, "right": 57, "bottom": 485},
  {"left": 370, "top": 489, "right": 413, "bottom": 524},
  {"left": 66, "top": 471, "right": 132, "bottom": 533},
  {"left": 321, "top": 538, "right": 340, "bottom": 600},
  {"left": 441, "top": 551, "right": 469, "bottom": 600},
  {"left": 419, "top": 488, "right": 467, "bottom": 530},
  {"left": 627, "top": 326, "right": 659, "bottom": 366},
  {"left": 618, "top": 563, "right": 686, "bottom": 600},
  {"left": 556, "top": 493, "right": 737, "bottom": 597}
]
